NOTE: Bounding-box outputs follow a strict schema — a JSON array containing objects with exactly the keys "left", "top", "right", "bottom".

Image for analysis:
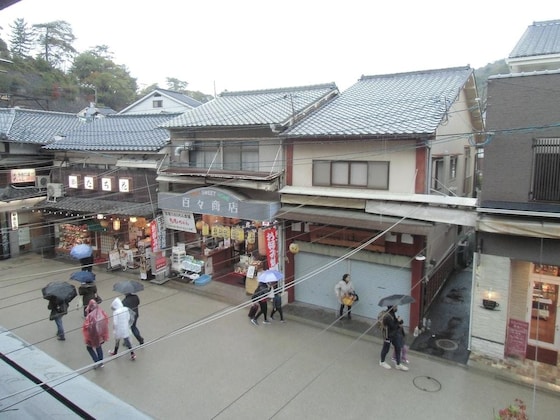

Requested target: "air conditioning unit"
[
  {"left": 35, "top": 175, "right": 50, "bottom": 188},
  {"left": 46, "top": 183, "right": 64, "bottom": 201}
]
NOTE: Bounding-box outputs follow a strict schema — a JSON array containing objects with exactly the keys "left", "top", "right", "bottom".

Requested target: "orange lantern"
[{"left": 196, "top": 220, "right": 204, "bottom": 231}]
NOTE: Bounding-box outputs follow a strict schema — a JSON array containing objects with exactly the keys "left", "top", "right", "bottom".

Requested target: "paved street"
[{"left": 1, "top": 253, "right": 559, "bottom": 419}]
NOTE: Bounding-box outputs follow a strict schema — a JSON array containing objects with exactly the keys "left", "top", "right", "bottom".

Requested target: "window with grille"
[
  {"left": 312, "top": 160, "right": 389, "bottom": 189},
  {"left": 153, "top": 100, "right": 163, "bottom": 108},
  {"left": 531, "top": 138, "right": 560, "bottom": 201}
]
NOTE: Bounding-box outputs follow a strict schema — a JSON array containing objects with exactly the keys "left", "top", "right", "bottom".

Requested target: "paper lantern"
[
  {"left": 196, "top": 220, "right": 204, "bottom": 231},
  {"left": 289, "top": 243, "right": 300, "bottom": 254}
]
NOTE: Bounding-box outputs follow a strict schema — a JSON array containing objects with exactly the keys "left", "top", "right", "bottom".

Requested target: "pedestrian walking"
[
  {"left": 334, "top": 273, "right": 355, "bottom": 320},
  {"left": 122, "top": 293, "right": 144, "bottom": 345},
  {"left": 379, "top": 306, "right": 408, "bottom": 371},
  {"left": 83, "top": 299, "right": 109, "bottom": 369},
  {"left": 250, "top": 282, "right": 271, "bottom": 325},
  {"left": 108, "top": 297, "right": 136, "bottom": 360},
  {"left": 47, "top": 296, "right": 68, "bottom": 341},
  {"left": 78, "top": 282, "right": 98, "bottom": 317},
  {"left": 270, "top": 283, "right": 285, "bottom": 322}
]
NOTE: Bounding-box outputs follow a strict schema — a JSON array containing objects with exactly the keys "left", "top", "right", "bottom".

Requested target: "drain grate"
[
  {"left": 413, "top": 376, "right": 442, "bottom": 392},
  {"left": 435, "top": 338, "right": 458, "bottom": 351}
]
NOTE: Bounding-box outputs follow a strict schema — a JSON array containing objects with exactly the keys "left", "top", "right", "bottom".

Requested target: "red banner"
[
  {"left": 150, "top": 220, "right": 159, "bottom": 252},
  {"left": 264, "top": 227, "right": 278, "bottom": 269}
]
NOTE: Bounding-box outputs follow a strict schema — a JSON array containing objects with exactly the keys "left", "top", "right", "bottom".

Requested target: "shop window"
[
  {"left": 531, "top": 138, "right": 560, "bottom": 202},
  {"left": 312, "top": 160, "right": 389, "bottom": 189}
]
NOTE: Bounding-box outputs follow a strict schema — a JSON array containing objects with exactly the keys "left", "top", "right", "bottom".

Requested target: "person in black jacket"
[
  {"left": 48, "top": 296, "right": 68, "bottom": 340},
  {"left": 122, "top": 293, "right": 144, "bottom": 345},
  {"left": 250, "top": 282, "right": 271, "bottom": 326},
  {"left": 379, "top": 306, "right": 408, "bottom": 371},
  {"left": 78, "top": 283, "right": 98, "bottom": 317}
]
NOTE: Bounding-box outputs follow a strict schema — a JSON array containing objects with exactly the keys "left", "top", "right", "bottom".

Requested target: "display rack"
[{"left": 57, "top": 223, "right": 91, "bottom": 252}]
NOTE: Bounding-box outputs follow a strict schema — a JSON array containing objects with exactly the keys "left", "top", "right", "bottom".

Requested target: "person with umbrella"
[
  {"left": 42, "top": 281, "right": 77, "bottom": 341},
  {"left": 122, "top": 292, "right": 144, "bottom": 345},
  {"left": 78, "top": 280, "right": 98, "bottom": 317},
  {"left": 250, "top": 281, "right": 271, "bottom": 326},
  {"left": 379, "top": 305, "right": 408, "bottom": 371},
  {"left": 47, "top": 296, "right": 68, "bottom": 341},
  {"left": 83, "top": 299, "right": 109, "bottom": 369},
  {"left": 71, "top": 240, "right": 94, "bottom": 272}
]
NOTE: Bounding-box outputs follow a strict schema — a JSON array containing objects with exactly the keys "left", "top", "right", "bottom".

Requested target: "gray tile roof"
[
  {"left": 158, "top": 89, "right": 203, "bottom": 108},
  {"left": 509, "top": 20, "right": 560, "bottom": 59},
  {"left": 162, "top": 83, "right": 338, "bottom": 128},
  {"left": 0, "top": 108, "right": 84, "bottom": 144},
  {"left": 36, "top": 196, "right": 157, "bottom": 217},
  {"left": 43, "top": 113, "right": 181, "bottom": 152},
  {"left": 0, "top": 185, "right": 45, "bottom": 202},
  {"left": 282, "top": 67, "right": 474, "bottom": 138}
]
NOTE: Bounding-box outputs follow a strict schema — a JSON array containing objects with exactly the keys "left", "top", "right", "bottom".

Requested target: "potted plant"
[{"left": 494, "top": 399, "right": 527, "bottom": 420}]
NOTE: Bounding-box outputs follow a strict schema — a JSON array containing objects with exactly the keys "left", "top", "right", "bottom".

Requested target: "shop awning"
[
  {"left": 275, "top": 205, "right": 434, "bottom": 235},
  {"left": 35, "top": 196, "right": 157, "bottom": 218},
  {"left": 478, "top": 215, "right": 560, "bottom": 239}
]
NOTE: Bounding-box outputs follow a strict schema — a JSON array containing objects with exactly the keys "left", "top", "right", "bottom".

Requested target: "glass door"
[{"left": 528, "top": 268, "right": 559, "bottom": 349}]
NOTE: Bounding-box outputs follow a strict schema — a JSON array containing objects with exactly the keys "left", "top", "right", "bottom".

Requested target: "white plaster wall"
[
  {"left": 292, "top": 140, "right": 417, "bottom": 193},
  {"left": 470, "top": 253, "right": 510, "bottom": 357}
]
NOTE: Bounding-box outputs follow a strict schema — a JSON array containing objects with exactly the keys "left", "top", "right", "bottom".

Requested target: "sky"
[{"left": 1, "top": 0, "right": 559, "bottom": 96}]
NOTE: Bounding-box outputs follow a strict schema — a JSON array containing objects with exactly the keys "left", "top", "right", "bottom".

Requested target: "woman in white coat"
[
  {"left": 108, "top": 297, "right": 136, "bottom": 360},
  {"left": 334, "top": 273, "right": 355, "bottom": 320}
]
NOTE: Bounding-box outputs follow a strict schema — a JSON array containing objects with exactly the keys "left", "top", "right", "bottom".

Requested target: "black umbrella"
[
  {"left": 378, "top": 294, "right": 415, "bottom": 307},
  {"left": 113, "top": 280, "right": 144, "bottom": 295},
  {"left": 70, "top": 271, "right": 96, "bottom": 283},
  {"left": 42, "top": 281, "right": 78, "bottom": 303}
]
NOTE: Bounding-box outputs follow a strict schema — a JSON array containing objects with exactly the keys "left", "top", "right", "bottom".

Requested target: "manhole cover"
[
  {"left": 435, "top": 338, "right": 458, "bottom": 351},
  {"left": 413, "top": 376, "right": 442, "bottom": 392}
]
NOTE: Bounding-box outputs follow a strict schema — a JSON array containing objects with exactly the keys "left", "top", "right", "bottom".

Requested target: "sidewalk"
[{"left": 174, "top": 265, "right": 560, "bottom": 397}]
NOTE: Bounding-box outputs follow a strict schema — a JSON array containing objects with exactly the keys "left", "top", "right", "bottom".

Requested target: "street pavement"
[{"left": 1, "top": 253, "right": 559, "bottom": 419}]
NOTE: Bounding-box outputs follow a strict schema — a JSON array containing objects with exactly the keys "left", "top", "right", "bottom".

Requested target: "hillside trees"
[
  {"left": 33, "top": 20, "right": 76, "bottom": 69},
  {"left": 9, "top": 18, "right": 34, "bottom": 58}
]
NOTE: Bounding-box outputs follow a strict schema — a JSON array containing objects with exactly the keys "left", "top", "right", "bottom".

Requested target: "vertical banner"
[
  {"left": 150, "top": 219, "right": 159, "bottom": 252},
  {"left": 264, "top": 227, "right": 278, "bottom": 270},
  {"left": 149, "top": 215, "right": 166, "bottom": 253}
]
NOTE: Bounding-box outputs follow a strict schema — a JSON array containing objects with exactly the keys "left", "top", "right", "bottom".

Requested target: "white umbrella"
[{"left": 258, "top": 269, "right": 284, "bottom": 283}]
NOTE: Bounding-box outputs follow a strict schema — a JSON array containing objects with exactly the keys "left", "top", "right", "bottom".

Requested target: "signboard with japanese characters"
[
  {"left": 264, "top": 227, "right": 278, "bottom": 270},
  {"left": 10, "top": 168, "right": 35, "bottom": 184},
  {"left": 162, "top": 210, "right": 196, "bottom": 233},
  {"left": 158, "top": 187, "right": 281, "bottom": 221},
  {"left": 119, "top": 178, "right": 132, "bottom": 193},
  {"left": 84, "top": 175, "right": 96, "bottom": 190},
  {"left": 68, "top": 175, "right": 80, "bottom": 189},
  {"left": 101, "top": 177, "right": 114, "bottom": 191}
]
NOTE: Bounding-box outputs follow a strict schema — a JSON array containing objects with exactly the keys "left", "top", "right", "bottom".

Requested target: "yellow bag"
[{"left": 342, "top": 295, "right": 354, "bottom": 306}]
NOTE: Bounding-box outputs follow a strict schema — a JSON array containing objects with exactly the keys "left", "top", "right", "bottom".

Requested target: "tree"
[
  {"left": 70, "top": 49, "right": 138, "bottom": 109},
  {"left": 9, "top": 18, "right": 34, "bottom": 58},
  {"left": 33, "top": 20, "right": 76, "bottom": 69},
  {"left": 166, "top": 77, "right": 188, "bottom": 93}
]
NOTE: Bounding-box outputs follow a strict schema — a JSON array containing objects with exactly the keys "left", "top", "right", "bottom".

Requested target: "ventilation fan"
[
  {"left": 46, "top": 183, "right": 64, "bottom": 201},
  {"left": 35, "top": 175, "right": 50, "bottom": 188}
]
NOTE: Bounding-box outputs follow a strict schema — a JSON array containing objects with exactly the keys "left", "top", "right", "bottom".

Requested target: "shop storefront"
[
  {"left": 159, "top": 187, "right": 280, "bottom": 292},
  {"left": 35, "top": 198, "right": 160, "bottom": 280}
]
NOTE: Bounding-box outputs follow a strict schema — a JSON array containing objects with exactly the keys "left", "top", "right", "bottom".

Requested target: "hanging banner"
[
  {"left": 264, "top": 227, "right": 278, "bottom": 269},
  {"left": 150, "top": 215, "right": 166, "bottom": 253}
]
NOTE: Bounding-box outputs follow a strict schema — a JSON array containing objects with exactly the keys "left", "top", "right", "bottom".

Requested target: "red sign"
[
  {"left": 155, "top": 256, "right": 167, "bottom": 271},
  {"left": 505, "top": 318, "right": 528, "bottom": 359},
  {"left": 150, "top": 220, "right": 159, "bottom": 252},
  {"left": 264, "top": 227, "right": 278, "bottom": 269}
]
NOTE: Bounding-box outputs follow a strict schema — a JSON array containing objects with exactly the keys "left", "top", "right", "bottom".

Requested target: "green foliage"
[
  {"left": 9, "top": 18, "right": 34, "bottom": 58},
  {"left": 33, "top": 20, "right": 76, "bottom": 69}
]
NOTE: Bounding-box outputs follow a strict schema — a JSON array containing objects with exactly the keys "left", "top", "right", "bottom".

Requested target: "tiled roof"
[
  {"left": 43, "top": 113, "right": 181, "bottom": 151},
  {"left": 158, "top": 89, "right": 203, "bottom": 108},
  {"left": 162, "top": 83, "right": 338, "bottom": 128},
  {"left": 0, "top": 185, "right": 45, "bottom": 202},
  {"left": 0, "top": 108, "right": 84, "bottom": 144},
  {"left": 509, "top": 20, "right": 560, "bottom": 59},
  {"left": 36, "top": 196, "right": 157, "bottom": 217},
  {"left": 282, "top": 67, "right": 473, "bottom": 138},
  {"left": 118, "top": 89, "right": 202, "bottom": 114}
]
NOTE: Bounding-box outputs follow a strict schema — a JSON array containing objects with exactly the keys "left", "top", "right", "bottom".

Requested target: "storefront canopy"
[{"left": 35, "top": 196, "right": 157, "bottom": 218}]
